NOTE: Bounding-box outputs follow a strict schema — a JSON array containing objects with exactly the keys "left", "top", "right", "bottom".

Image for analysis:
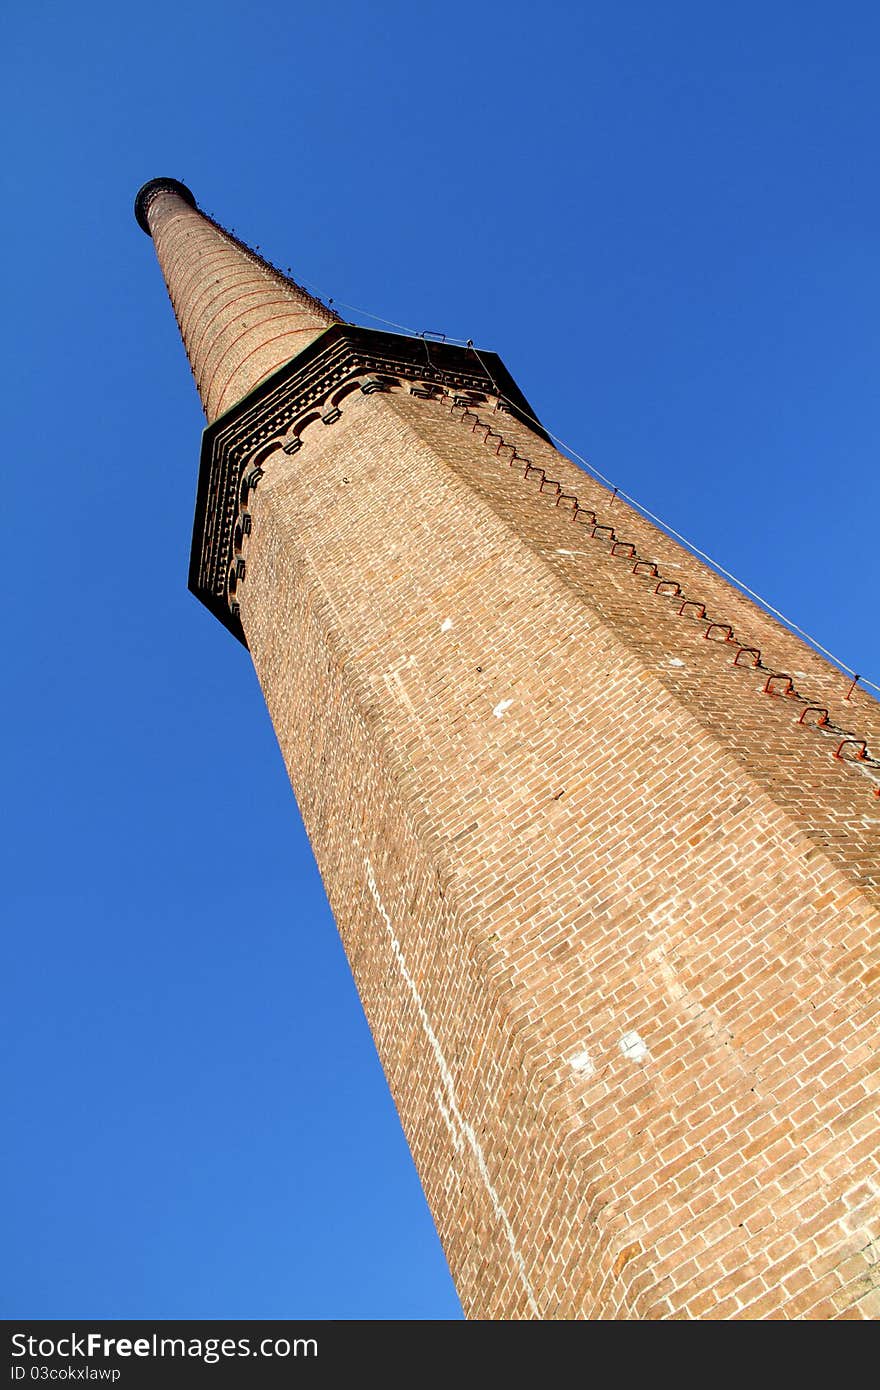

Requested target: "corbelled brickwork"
[{"left": 137, "top": 180, "right": 880, "bottom": 1319}]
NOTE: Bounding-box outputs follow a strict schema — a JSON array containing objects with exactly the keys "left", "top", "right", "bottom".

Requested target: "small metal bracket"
[
  {"left": 799, "top": 706, "right": 829, "bottom": 727},
  {"left": 834, "top": 739, "right": 868, "bottom": 761},
  {"left": 678, "top": 600, "right": 707, "bottom": 620},
  {"left": 764, "top": 674, "right": 794, "bottom": 696},
  {"left": 734, "top": 647, "right": 761, "bottom": 668}
]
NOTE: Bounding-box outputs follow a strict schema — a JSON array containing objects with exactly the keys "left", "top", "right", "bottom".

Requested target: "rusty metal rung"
[
  {"left": 799, "top": 706, "right": 830, "bottom": 727},
  {"left": 679, "top": 600, "right": 707, "bottom": 619},
  {"left": 835, "top": 738, "right": 868, "bottom": 761},
  {"left": 734, "top": 647, "right": 760, "bottom": 668},
  {"left": 764, "top": 673, "right": 794, "bottom": 696}
]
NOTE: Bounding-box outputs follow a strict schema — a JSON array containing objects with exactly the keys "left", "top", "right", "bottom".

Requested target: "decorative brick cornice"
[{"left": 189, "top": 324, "right": 548, "bottom": 646}]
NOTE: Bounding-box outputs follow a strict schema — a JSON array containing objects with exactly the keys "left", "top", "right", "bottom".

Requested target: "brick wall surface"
[{"left": 236, "top": 387, "right": 879, "bottom": 1318}]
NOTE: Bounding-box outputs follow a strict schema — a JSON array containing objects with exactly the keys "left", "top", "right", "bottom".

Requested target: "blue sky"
[{"left": 2, "top": 1, "right": 878, "bottom": 1320}]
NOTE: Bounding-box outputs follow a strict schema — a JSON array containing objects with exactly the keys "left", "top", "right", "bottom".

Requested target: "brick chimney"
[{"left": 136, "top": 179, "right": 880, "bottom": 1319}]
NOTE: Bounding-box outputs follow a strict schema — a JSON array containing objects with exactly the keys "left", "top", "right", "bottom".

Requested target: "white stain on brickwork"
[
  {"left": 386, "top": 670, "right": 416, "bottom": 715},
  {"left": 365, "top": 859, "right": 540, "bottom": 1316},
  {"left": 440, "top": 617, "right": 453, "bottom": 632},
  {"left": 435, "top": 1087, "right": 464, "bottom": 1153},
  {"left": 570, "top": 1048, "right": 596, "bottom": 1077},
  {"left": 493, "top": 698, "right": 513, "bottom": 719},
  {"left": 668, "top": 657, "right": 685, "bottom": 667},
  {"left": 653, "top": 952, "right": 687, "bottom": 1003},
  {"left": 619, "top": 1030, "right": 650, "bottom": 1063}
]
